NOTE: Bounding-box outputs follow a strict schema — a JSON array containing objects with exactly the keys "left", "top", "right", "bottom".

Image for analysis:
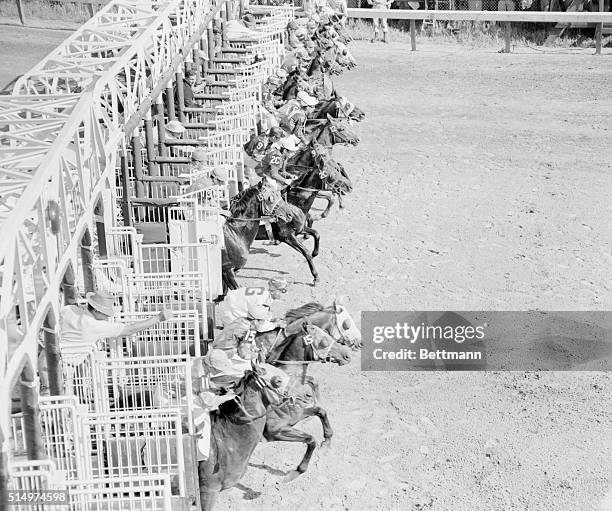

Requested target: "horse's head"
[
  {"left": 318, "top": 157, "right": 352, "bottom": 195},
  {"left": 233, "top": 363, "right": 286, "bottom": 412},
  {"left": 328, "top": 299, "right": 362, "bottom": 348},
  {"left": 337, "top": 95, "right": 365, "bottom": 122},
  {"left": 325, "top": 114, "right": 359, "bottom": 146},
  {"left": 258, "top": 177, "right": 293, "bottom": 222},
  {"left": 301, "top": 323, "right": 351, "bottom": 365}
]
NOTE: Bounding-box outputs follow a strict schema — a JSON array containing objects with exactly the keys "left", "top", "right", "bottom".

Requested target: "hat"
[
  {"left": 211, "top": 166, "right": 229, "bottom": 182},
  {"left": 166, "top": 120, "right": 186, "bottom": 134},
  {"left": 204, "top": 348, "right": 235, "bottom": 374},
  {"left": 278, "top": 137, "right": 299, "bottom": 151},
  {"left": 296, "top": 91, "right": 317, "bottom": 107},
  {"left": 86, "top": 291, "right": 116, "bottom": 317},
  {"left": 268, "top": 278, "right": 288, "bottom": 292},
  {"left": 191, "top": 149, "right": 207, "bottom": 162},
  {"left": 268, "top": 126, "right": 284, "bottom": 139}
]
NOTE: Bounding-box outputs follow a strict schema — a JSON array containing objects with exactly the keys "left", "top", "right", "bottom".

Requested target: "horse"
[
  {"left": 303, "top": 115, "right": 360, "bottom": 148},
  {"left": 286, "top": 151, "right": 353, "bottom": 224},
  {"left": 286, "top": 141, "right": 353, "bottom": 219},
  {"left": 222, "top": 177, "right": 293, "bottom": 290},
  {"left": 248, "top": 322, "right": 353, "bottom": 480},
  {"left": 285, "top": 301, "right": 362, "bottom": 348},
  {"left": 198, "top": 365, "right": 286, "bottom": 511},
  {"left": 310, "top": 91, "right": 366, "bottom": 123},
  {"left": 255, "top": 201, "right": 321, "bottom": 285}
]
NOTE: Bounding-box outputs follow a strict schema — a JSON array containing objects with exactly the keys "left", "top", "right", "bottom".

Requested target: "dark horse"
[
  {"left": 286, "top": 149, "right": 353, "bottom": 223},
  {"left": 249, "top": 322, "right": 352, "bottom": 481},
  {"left": 198, "top": 365, "right": 285, "bottom": 511},
  {"left": 303, "top": 115, "right": 360, "bottom": 148},
  {"left": 222, "top": 177, "right": 293, "bottom": 290},
  {"left": 310, "top": 91, "right": 366, "bottom": 123},
  {"left": 286, "top": 141, "right": 353, "bottom": 219}
]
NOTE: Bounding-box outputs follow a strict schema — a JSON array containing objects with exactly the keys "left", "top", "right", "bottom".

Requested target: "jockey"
[
  {"left": 244, "top": 126, "right": 284, "bottom": 163},
  {"left": 218, "top": 278, "right": 289, "bottom": 332},
  {"left": 262, "top": 71, "right": 288, "bottom": 112},
  {"left": 276, "top": 91, "right": 318, "bottom": 144},
  {"left": 255, "top": 136, "right": 300, "bottom": 186}
]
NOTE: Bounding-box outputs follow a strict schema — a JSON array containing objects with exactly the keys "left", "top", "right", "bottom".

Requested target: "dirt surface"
[
  {"left": 0, "top": 24, "right": 71, "bottom": 90},
  {"left": 219, "top": 41, "right": 612, "bottom": 510}
]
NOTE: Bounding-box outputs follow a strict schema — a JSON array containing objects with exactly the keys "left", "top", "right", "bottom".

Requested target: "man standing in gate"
[
  {"left": 59, "top": 291, "right": 175, "bottom": 368},
  {"left": 367, "top": 0, "right": 393, "bottom": 43}
]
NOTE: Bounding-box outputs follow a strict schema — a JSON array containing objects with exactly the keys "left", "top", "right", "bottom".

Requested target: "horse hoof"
[
  {"left": 321, "top": 439, "right": 332, "bottom": 450},
  {"left": 312, "top": 277, "right": 319, "bottom": 287},
  {"left": 311, "top": 251, "right": 318, "bottom": 258},
  {"left": 282, "top": 470, "right": 304, "bottom": 483}
]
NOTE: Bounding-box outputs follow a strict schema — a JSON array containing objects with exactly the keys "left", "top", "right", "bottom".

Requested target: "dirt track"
[{"left": 222, "top": 41, "right": 612, "bottom": 510}]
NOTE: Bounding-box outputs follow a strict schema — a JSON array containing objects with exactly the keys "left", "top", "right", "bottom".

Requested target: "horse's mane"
[
  {"left": 215, "top": 370, "right": 254, "bottom": 417},
  {"left": 229, "top": 184, "right": 261, "bottom": 216},
  {"left": 285, "top": 302, "right": 326, "bottom": 323}
]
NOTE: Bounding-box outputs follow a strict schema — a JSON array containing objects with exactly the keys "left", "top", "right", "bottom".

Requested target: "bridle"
[
  {"left": 227, "top": 186, "right": 287, "bottom": 222},
  {"left": 270, "top": 328, "right": 337, "bottom": 365},
  {"left": 230, "top": 370, "right": 290, "bottom": 423}
]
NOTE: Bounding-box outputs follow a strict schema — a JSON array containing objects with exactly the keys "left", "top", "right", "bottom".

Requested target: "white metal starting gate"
[{"left": 2, "top": 0, "right": 295, "bottom": 506}]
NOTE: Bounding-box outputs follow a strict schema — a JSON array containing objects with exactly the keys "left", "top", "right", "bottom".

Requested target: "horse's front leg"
[
  {"left": 303, "top": 226, "right": 320, "bottom": 258},
  {"left": 265, "top": 426, "right": 318, "bottom": 482},
  {"left": 337, "top": 193, "right": 345, "bottom": 210},
  {"left": 280, "top": 233, "right": 318, "bottom": 285},
  {"left": 222, "top": 268, "right": 240, "bottom": 290},
  {"left": 310, "top": 405, "right": 333, "bottom": 449},
  {"left": 200, "top": 490, "right": 220, "bottom": 511},
  {"left": 313, "top": 191, "right": 335, "bottom": 220}
]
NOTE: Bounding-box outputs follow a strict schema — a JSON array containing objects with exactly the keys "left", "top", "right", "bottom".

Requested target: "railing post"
[
  {"left": 176, "top": 71, "right": 186, "bottom": 123},
  {"left": 410, "top": 19, "right": 417, "bottom": 50},
  {"left": 132, "top": 133, "right": 146, "bottom": 198},
  {"left": 15, "top": 0, "right": 25, "bottom": 25},
  {"left": 120, "top": 154, "right": 133, "bottom": 226},
  {"left": 504, "top": 21, "right": 511, "bottom": 53},
  {"left": 166, "top": 84, "right": 176, "bottom": 121},
  {"left": 19, "top": 365, "right": 44, "bottom": 460},
  {"left": 595, "top": 0, "right": 603, "bottom": 55},
  {"left": 62, "top": 265, "right": 78, "bottom": 306},
  {"left": 44, "top": 312, "right": 64, "bottom": 396},
  {"left": 0, "top": 435, "right": 8, "bottom": 511},
  {"left": 81, "top": 229, "right": 95, "bottom": 294}
]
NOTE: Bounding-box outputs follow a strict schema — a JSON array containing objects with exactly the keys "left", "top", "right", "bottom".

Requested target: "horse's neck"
[
  {"left": 227, "top": 198, "right": 262, "bottom": 244},
  {"left": 314, "top": 124, "right": 332, "bottom": 147},
  {"left": 255, "top": 328, "right": 283, "bottom": 355}
]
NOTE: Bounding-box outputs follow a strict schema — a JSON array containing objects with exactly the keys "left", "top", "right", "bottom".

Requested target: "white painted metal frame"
[{"left": 0, "top": 0, "right": 226, "bottom": 449}]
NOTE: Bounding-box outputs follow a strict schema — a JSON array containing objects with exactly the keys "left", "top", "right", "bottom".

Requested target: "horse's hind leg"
[{"left": 267, "top": 426, "right": 317, "bottom": 482}]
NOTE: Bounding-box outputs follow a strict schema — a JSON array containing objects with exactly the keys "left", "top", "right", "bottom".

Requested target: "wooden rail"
[{"left": 347, "top": 8, "right": 612, "bottom": 53}]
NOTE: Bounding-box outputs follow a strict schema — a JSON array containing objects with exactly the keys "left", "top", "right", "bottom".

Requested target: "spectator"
[{"left": 367, "top": 0, "right": 393, "bottom": 43}]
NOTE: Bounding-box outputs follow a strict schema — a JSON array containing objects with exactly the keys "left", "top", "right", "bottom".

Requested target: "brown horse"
[
  {"left": 285, "top": 301, "right": 362, "bottom": 348},
  {"left": 248, "top": 322, "right": 353, "bottom": 481},
  {"left": 222, "top": 177, "right": 293, "bottom": 290},
  {"left": 198, "top": 365, "right": 285, "bottom": 511}
]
